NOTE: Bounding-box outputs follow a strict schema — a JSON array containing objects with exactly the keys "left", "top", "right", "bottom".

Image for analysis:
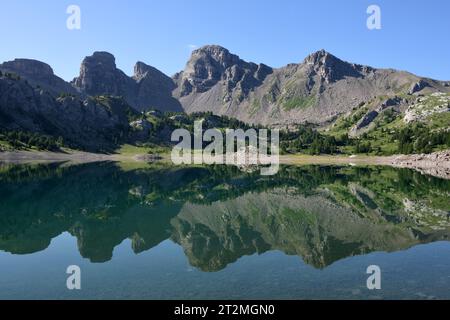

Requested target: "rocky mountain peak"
[
  {"left": 0, "top": 59, "right": 54, "bottom": 77},
  {"left": 181, "top": 45, "right": 243, "bottom": 89},
  {"left": 304, "top": 49, "right": 337, "bottom": 65},
  {"left": 177, "top": 45, "right": 270, "bottom": 97},
  {"left": 303, "top": 49, "right": 364, "bottom": 83},
  {"left": 2, "top": 46, "right": 446, "bottom": 128},
  {"left": 132, "top": 60, "right": 182, "bottom": 112},
  {"left": 133, "top": 61, "right": 162, "bottom": 82},
  {"left": 72, "top": 51, "right": 131, "bottom": 97},
  {"left": 0, "top": 58, "right": 78, "bottom": 96},
  {"left": 69, "top": 52, "right": 182, "bottom": 112},
  {"left": 84, "top": 51, "right": 117, "bottom": 69},
  {"left": 190, "top": 45, "right": 241, "bottom": 68},
  {"left": 72, "top": 52, "right": 117, "bottom": 87}
]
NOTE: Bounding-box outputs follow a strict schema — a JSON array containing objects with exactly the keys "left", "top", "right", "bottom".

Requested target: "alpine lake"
[{"left": 0, "top": 161, "right": 449, "bottom": 299}]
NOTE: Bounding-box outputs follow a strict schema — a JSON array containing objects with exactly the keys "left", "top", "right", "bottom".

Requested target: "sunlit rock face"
[{"left": 173, "top": 45, "right": 449, "bottom": 126}]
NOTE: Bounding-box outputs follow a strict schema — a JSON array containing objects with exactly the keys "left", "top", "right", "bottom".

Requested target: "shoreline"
[{"left": 1, "top": 150, "right": 449, "bottom": 179}]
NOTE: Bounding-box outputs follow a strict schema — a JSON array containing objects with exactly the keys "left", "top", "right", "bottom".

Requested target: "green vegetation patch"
[
  {"left": 248, "top": 98, "right": 262, "bottom": 116},
  {"left": 283, "top": 96, "right": 316, "bottom": 111},
  {"left": 0, "top": 129, "right": 64, "bottom": 151}
]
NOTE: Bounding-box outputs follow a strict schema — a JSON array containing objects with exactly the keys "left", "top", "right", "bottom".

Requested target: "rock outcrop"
[
  {"left": 349, "top": 96, "right": 406, "bottom": 136},
  {"left": 391, "top": 150, "right": 450, "bottom": 180},
  {"left": 409, "top": 79, "right": 430, "bottom": 95}
]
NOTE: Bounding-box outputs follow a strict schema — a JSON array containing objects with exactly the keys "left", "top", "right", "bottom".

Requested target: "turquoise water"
[{"left": 0, "top": 162, "right": 449, "bottom": 299}]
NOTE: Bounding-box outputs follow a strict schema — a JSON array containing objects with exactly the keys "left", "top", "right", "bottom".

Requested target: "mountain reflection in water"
[{"left": 0, "top": 162, "right": 449, "bottom": 271}]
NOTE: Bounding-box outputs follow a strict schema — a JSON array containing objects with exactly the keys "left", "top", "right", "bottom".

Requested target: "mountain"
[
  {"left": 0, "top": 74, "right": 136, "bottom": 151},
  {"left": 71, "top": 51, "right": 182, "bottom": 112},
  {"left": 175, "top": 46, "right": 449, "bottom": 126},
  {"left": 132, "top": 61, "right": 182, "bottom": 112},
  {"left": 72, "top": 51, "right": 132, "bottom": 98},
  {"left": 173, "top": 45, "right": 273, "bottom": 103},
  {"left": 0, "top": 52, "right": 183, "bottom": 113},
  {"left": 1, "top": 45, "right": 449, "bottom": 152},
  {"left": 0, "top": 59, "right": 78, "bottom": 96},
  {"left": 2, "top": 46, "right": 449, "bottom": 127}
]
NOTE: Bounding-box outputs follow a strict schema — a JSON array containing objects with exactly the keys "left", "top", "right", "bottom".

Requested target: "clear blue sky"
[{"left": 1, "top": 0, "right": 449, "bottom": 81}]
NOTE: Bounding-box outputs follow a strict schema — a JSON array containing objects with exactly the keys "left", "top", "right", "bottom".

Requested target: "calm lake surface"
[{"left": 0, "top": 162, "right": 449, "bottom": 299}]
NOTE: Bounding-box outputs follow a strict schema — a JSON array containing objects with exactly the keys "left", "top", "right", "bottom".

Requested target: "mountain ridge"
[{"left": 2, "top": 45, "right": 449, "bottom": 126}]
